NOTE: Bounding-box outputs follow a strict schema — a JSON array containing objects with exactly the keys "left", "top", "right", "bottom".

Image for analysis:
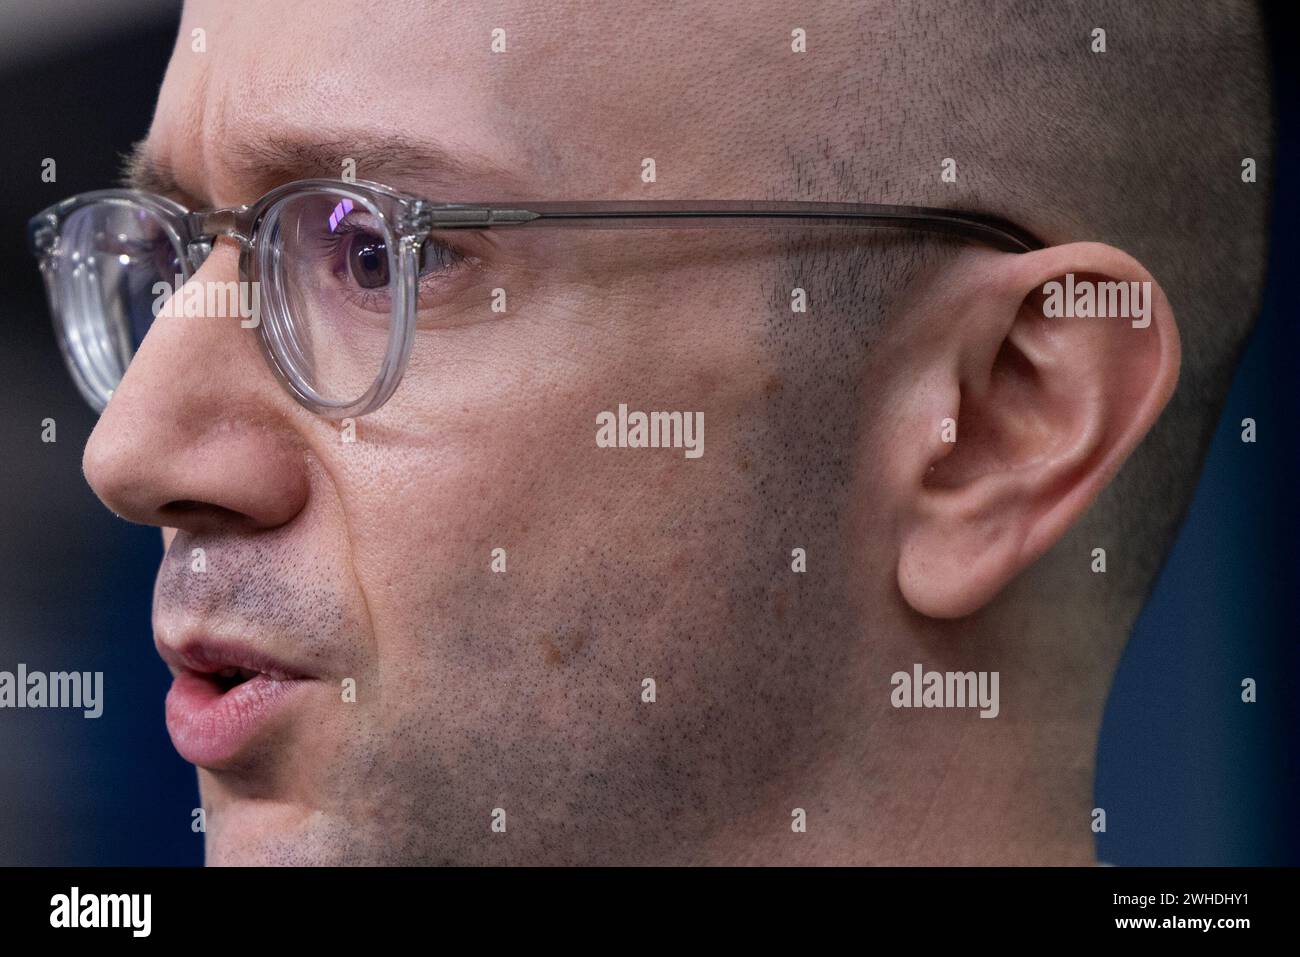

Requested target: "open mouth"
[
  {"left": 210, "top": 666, "right": 263, "bottom": 692},
  {"left": 175, "top": 656, "right": 305, "bottom": 697},
  {"left": 158, "top": 639, "right": 315, "bottom": 768}
]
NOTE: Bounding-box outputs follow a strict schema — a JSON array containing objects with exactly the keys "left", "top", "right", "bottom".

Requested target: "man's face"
[{"left": 83, "top": 0, "right": 908, "bottom": 863}]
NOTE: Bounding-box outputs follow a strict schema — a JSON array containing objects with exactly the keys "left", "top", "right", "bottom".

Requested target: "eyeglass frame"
[{"left": 28, "top": 178, "right": 1045, "bottom": 419}]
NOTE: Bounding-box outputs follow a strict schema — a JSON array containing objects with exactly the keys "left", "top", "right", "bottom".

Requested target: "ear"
[{"left": 895, "top": 242, "right": 1181, "bottom": 619}]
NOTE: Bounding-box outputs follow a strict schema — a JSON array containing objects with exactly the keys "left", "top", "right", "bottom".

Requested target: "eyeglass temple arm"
[{"left": 423, "top": 201, "right": 1044, "bottom": 253}]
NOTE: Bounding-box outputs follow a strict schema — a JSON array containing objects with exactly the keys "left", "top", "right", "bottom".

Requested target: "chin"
[
  {"left": 202, "top": 797, "right": 441, "bottom": 865},
  {"left": 202, "top": 797, "right": 326, "bottom": 865}
]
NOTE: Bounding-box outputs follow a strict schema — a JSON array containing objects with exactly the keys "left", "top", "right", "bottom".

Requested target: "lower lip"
[{"left": 165, "top": 671, "right": 312, "bottom": 767}]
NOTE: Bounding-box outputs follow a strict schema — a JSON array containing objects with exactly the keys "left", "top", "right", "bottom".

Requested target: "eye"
[
  {"left": 97, "top": 230, "right": 180, "bottom": 277},
  {"left": 344, "top": 232, "right": 389, "bottom": 289},
  {"left": 330, "top": 224, "right": 461, "bottom": 292},
  {"left": 150, "top": 238, "right": 183, "bottom": 278}
]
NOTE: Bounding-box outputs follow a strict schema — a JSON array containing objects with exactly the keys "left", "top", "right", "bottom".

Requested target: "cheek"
[
  {"left": 308, "top": 269, "right": 771, "bottom": 717},
  {"left": 318, "top": 383, "right": 755, "bottom": 672}
]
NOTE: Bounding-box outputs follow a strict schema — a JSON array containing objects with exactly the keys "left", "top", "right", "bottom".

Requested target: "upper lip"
[{"left": 155, "top": 634, "right": 313, "bottom": 682}]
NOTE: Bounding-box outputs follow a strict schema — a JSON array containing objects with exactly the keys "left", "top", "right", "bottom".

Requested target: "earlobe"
[{"left": 896, "top": 242, "right": 1181, "bottom": 619}]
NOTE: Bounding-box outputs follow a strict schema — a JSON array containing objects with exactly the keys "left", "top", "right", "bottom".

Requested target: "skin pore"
[{"left": 78, "top": 0, "right": 1265, "bottom": 864}]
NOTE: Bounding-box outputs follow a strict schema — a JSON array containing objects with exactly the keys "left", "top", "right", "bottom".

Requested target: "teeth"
[
  {"left": 238, "top": 668, "right": 258, "bottom": 681},
  {"left": 217, "top": 667, "right": 239, "bottom": 678}
]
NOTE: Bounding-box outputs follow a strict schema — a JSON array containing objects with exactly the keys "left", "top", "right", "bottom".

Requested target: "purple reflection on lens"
[{"left": 328, "top": 198, "right": 354, "bottom": 233}]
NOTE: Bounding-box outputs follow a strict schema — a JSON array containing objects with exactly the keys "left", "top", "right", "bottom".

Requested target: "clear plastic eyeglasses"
[{"left": 27, "top": 178, "right": 1044, "bottom": 418}]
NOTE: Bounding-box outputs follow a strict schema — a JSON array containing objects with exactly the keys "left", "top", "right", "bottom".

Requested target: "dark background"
[{"left": 0, "top": 3, "right": 1295, "bottom": 865}]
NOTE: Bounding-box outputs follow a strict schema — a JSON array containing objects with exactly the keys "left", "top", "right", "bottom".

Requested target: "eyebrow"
[
  {"left": 120, "top": 130, "right": 527, "bottom": 206},
  {"left": 120, "top": 144, "right": 195, "bottom": 203}
]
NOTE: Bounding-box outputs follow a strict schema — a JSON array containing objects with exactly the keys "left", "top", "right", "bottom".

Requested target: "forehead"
[{"left": 151, "top": 0, "right": 872, "bottom": 204}]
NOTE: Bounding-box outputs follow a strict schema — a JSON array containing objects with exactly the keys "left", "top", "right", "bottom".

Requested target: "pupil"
[{"left": 350, "top": 236, "right": 388, "bottom": 289}]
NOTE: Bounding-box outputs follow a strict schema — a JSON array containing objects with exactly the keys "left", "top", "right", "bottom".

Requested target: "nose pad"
[{"left": 186, "top": 238, "right": 213, "bottom": 272}]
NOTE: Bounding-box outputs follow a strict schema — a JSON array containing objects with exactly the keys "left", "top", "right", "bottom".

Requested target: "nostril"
[{"left": 158, "top": 501, "right": 245, "bottom": 529}]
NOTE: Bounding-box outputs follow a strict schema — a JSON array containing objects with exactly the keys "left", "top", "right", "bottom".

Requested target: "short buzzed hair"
[{"left": 764, "top": 0, "right": 1272, "bottom": 609}]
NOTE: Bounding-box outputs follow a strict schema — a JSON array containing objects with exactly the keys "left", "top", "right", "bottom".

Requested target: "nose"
[{"left": 82, "top": 241, "right": 309, "bottom": 534}]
